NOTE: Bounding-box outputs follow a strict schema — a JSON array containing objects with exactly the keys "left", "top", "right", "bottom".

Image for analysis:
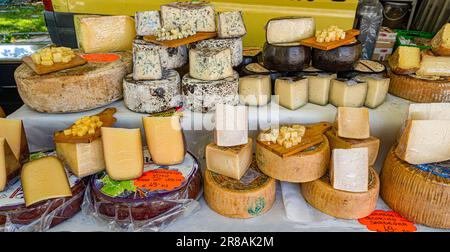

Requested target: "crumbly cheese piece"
[
  {"left": 31, "top": 46, "right": 75, "bottom": 65},
  {"left": 329, "top": 79, "right": 368, "bottom": 107},
  {"left": 21, "top": 157, "right": 72, "bottom": 207},
  {"left": 357, "top": 76, "right": 390, "bottom": 109},
  {"left": 388, "top": 46, "right": 421, "bottom": 75},
  {"left": 266, "top": 17, "right": 315, "bottom": 44},
  {"left": 306, "top": 73, "right": 336, "bottom": 106},
  {"left": 0, "top": 137, "right": 21, "bottom": 191},
  {"left": 336, "top": 107, "right": 370, "bottom": 140},
  {"left": 101, "top": 127, "right": 144, "bottom": 180},
  {"left": 431, "top": 23, "right": 450, "bottom": 56},
  {"left": 258, "top": 125, "right": 306, "bottom": 148},
  {"left": 135, "top": 11, "right": 161, "bottom": 36},
  {"left": 239, "top": 75, "right": 272, "bottom": 106},
  {"left": 416, "top": 53, "right": 450, "bottom": 77},
  {"left": 217, "top": 11, "right": 246, "bottom": 38},
  {"left": 132, "top": 41, "right": 162, "bottom": 80},
  {"left": 189, "top": 48, "right": 233, "bottom": 81},
  {"left": 214, "top": 104, "right": 248, "bottom": 147},
  {"left": 0, "top": 118, "right": 29, "bottom": 164},
  {"left": 160, "top": 1, "right": 215, "bottom": 32},
  {"left": 189, "top": 38, "right": 243, "bottom": 67},
  {"left": 154, "top": 24, "right": 196, "bottom": 41},
  {"left": 275, "top": 77, "right": 308, "bottom": 110},
  {"left": 408, "top": 103, "right": 450, "bottom": 120},
  {"left": 315, "top": 25, "right": 346, "bottom": 43},
  {"left": 331, "top": 148, "right": 369, "bottom": 193},
  {"left": 63, "top": 115, "right": 103, "bottom": 137}
]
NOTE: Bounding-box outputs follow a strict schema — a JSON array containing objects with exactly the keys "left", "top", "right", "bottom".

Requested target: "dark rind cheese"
[
  {"left": 262, "top": 42, "right": 311, "bottom": 72},
  {"left": 354, "top": 60, "right": 386, "bottom": 73},
  {"left": 312, "top": 42, "right": 361, "bottom": 72},
  {"left": 189, "top": 38, "right": 243, "bottom": 67}
]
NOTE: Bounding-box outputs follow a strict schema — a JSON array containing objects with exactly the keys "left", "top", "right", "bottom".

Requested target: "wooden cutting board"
[
  {"left": 300, "top": 29, "right": 360, "bottom": 51},
  {"left": 23, "top": 54, "right": 87, "bottom": 75},
  {"left": 143, "top": 32, "right": 217, "bottom": 48},
  {"left": 257, "top": 122, "right": 332, "bottom": 158}
]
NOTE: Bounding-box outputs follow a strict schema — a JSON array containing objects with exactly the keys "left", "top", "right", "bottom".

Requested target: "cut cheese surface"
[
  {"left": 431, "top": 23, "right": 450, "bottom": 56},
  {"left": 388, "top": 46, "right": 421, "bottom": 75},
  {"left": 56, "top": 138, "right": 105, "bottom": 178},
  {"left": 0, "top": 118, "right": 29, "bottom": 164},
  {"left": 306, "top": 74, "right": 336, "bottom": 106},
  {"left": 21, "top": 156, "right": 72, "bottom": 207},
  {"left": 132, "top": 41, "right": 162, "bottom": 80},
  {"left": 266, "top": 16, "right": 315, "bottom": 44},
  {"left": 239, "top": 75, "right": 271, "bottom": 106},
  {"left": 160, "top": 1, "right": 215, "bottom": 32},
  {"left": 359, "top": 76, "right": 390, "bottom": 108},
  {"left": 143, "top": 116, "right": 185, "bottom": 165},
  {"left": 206, "top": 139, "right": 253, "bottom": 180},
  {"left": 416, "top": 53, "right": 450, "bottom": 77},
  {"left": 189, "top": 48, "right": 233, "bottom": 81},
  {"left": 214, "top": 104, "right": 248, "bottom": 147},
  {"left": 336, "top": 107, "right": 370, "bottom": 139},
  {"left": 275, "top": 77, "right": 308, "bottom": 110},
  {"left": 329, "top": 79, "right": 368, "bottom": 108},
  {"left": 135, "top": 11, "right": 161, "bottom": 36},
  {"left": 217, "top": 11, "right": 246, "bottom": 38},
  {"left": 101, "top": 127, "right": 144, "bottom": 181},
  {"left": 408, "top": 103, "right": 450, "bottom": 120},
  {"left": 0, "top": 137, "right": 21, "bottom": 191},
  {"left": 331, "top": 148, "right": 369, "bottom": 193}
]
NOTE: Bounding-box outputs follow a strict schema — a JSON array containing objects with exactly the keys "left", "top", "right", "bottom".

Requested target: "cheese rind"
[
  {"left": 275, "top": 77, "right": 308, "bottom": 110},
  {"left": 101, "top": 127, "right": 144, "bottom": 181},
  {"left": 217, "top": 11, "right": 246, "bottom": 38},
  {"left": 0, "top": 118, "right": 29, "bottom": 164},
  {"left": 135, "top": 11, "right": 161, "bottom": 36},
  {"left": 160, "top": 1, "right": 215, "bottom": 32},
  {"left": 266, "top": 16, "right": 315, "bottom": 44},
  {"left": 306, "top": 74, "right": 336, "bottom": 106},
  {"left": 408, "top": 103, "right": 450, "bottom": 120},
  {"left": 132, "top": 41, "right": 162, "bottom": 80},
  {"left": 431, "top": 23, "right": 450, "bottom": 56},
  {"left": 189, "top": 38, "right": 243, "bottom": 67},
  {"left": 329, "top": 79, "right": 368, "bottom": 107},
  {"left": 388, "top": 46, "right": 421, "bottom": 75},
  {"left": 214, "top": 104, "right": 248, "bottom": 147},
  {"left": 239, "top": 75, "right": 272, "bottom": 106},
  {"left": 0, "top": 137, "right": 21, "bottom": 191},
  {"left": 335, "top": 107, "right": 370, "bottom": 139},
  {"left": 330, "top": 148, "right": 369, "bottom": 193},
  {"left": 189, "top": 48, "right": 233, "bottom": 81},
  {"left": 416, "top": 53, "right": 450, "bottom": 77}
]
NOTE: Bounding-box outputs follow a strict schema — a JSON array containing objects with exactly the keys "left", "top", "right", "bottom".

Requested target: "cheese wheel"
[
  {"left": 300, "top": 167, "right": 379, "bottom": 219},
  {"left": 204, "top": 160, "right": 276, "bottom": 218},
  {"left": 256, "top": 135, "right": 330, "bottom": 183},
  {"left": 312, "top": 42, "right": 361, "bottom": 72},
  {"left": 15, "top": 52, "right": 132, "bottom": 113},
  {"left": 380, "top": 146, "right": 450, "bottom": 229},
  {"left": 262, "top": 42, "right": 311, "bottom": 72},
  {"left": 388, "top": 70, "right": 450, "bottom": 103}
]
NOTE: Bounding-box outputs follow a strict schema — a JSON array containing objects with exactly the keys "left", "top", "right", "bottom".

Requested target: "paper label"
[
  {"left": 134, "top": 169, "right": 185, "bottom": 191},
  {"left": 81, "top": 53, "right": 120, "bottom": 63},
  {"left": 358, "top": 210, "right": 417, "bottom": 232}
]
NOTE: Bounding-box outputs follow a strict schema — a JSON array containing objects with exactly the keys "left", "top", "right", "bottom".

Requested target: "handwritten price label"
[
  {"left": 358, "top": 210, "right": 417, "bottom": 232},
  {"left": 134, "top": 169, "right": 185, "bottom": 191},
  {"left": 81, "top": 53, "right": 120, "bottom": 63}
]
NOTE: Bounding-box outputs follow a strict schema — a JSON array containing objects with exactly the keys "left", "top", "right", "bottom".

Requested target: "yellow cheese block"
[
  {"left": 205, "top": 138, "right": 253, "bottom": 180},
  {"left": 143, "top": 116, "right": 185, "bottom": 165},
  {"left": 431, "top": 23, "right": 450, "bottom": 56},
  {"left": 101, "top": 127, "right": 144, "bottom": 181},
  {"left": 21, "top": 156, "right": 72, "bottom": 207},
  {"left": 0, "top": 118, "right": 29, "bottom": 164},
  {"left": 56, "top": 138, "right": 106, "bottom": 178},
  {"left": 335, "top": 107, "right": 370, "bottom": 139},
  {"left": 0, "top": 137, "right": 21, "bottom": 191},
  {"left": 388, "top": 46, "right": 421, "bottom": 75}
]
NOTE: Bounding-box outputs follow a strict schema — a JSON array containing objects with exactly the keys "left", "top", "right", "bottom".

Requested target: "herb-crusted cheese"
[
  {"left": 218, "top": 11, "right": 246, "bottom": 38},
  {"left": 135, "top": 11, "right": 161, "bottom": 36},
  {"left": 190, "top": 38, "right": 243, "bottom": 67},
  {"left": 189, "top": 48, "right": 233, "bottom": 81},
  {"left": 132, "top": 41, "right": 162, "bottom": 80},
  {"left": 134, "top": 39, "right": 187, "bottom": 69},
  {"left": 160, "top": 1, "right": 215, "bottom": 32}
]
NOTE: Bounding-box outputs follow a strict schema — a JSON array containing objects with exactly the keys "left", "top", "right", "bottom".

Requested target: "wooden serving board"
[
  {"left": 300, "top": 29, "right": 360, "bottom": 51},
  {"left": 23, "top": 54, "right": 87, "bottom": 75},
  {"left": 143, "top": 32, "right": 217, "bottom": 48},
  {"left": 257, "top": 122, "right": 332, "bottom": 158}
]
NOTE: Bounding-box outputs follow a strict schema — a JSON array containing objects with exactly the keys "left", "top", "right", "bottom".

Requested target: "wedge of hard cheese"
[
  {"left": 408, "top": 103, "right": 450, "bottom": 120},
  {"left": 388, "top": 46, "right": 421, "bottom": 75},
  {"left": 416, "top": 53, "right": 450, "bottom": 77},
  {"left": 266, "top": 16, "right": 315, "bottom": 44},
  {"left": 0, "top": 118, "right": 29, "bottom": 164},
  {"left": 0, "top": 137, "right": 21, "bottom": 191},
  {"left": 335, "top": 107, "right": 370, "bottom": 139},
  {"left": 431, "top": 23, "right": 450, "bottom": 56},
  {"left": 214, "top": 104, "right": 248, "bottom": 147},
  {"left": 330, "top": 148, "right": 369, "bottom": 193}
]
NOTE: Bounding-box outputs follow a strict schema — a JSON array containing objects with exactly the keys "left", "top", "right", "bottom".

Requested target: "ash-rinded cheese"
[
  {"left": 331, "top": 148, "right": 369, "bottom": 193},
  {"left": 123, "top": 71, "right": 181, "bottom": 114},
  {"left": 160, "top": 1, "right": 215, "bottom": 32},
  {"left": 189, "top": 48, "right": 233, "bottom": 81},
  {"left": 329, "top": 79, "right": 368, "bottom": 107},
  {"left": 182, "top": 71, "right": 239, "bottom": 113},
  {"left": 218, "top": 11, "right": 247, "bottom": 38},
  {"left": 356, "top": 75, "right": 390, "bottom": 109},
  {"left": 132, "top": 41, "right": 162, "bottom": 80},
  {"left": 135, "top": 11, "right": 161, "bottom": 36},
  {"left": 416, "top": 54, "right": 450, "bottom": 77},
  {"left": 336, "top": 107, "right": 370, "bottom": 139},
  {"left": 0, "top": 137, "right": 21, "bottom": 191},
  {"left": 408, "top": 103, "right": 450, "bottom": 120},
  {"left": 239, "top": 75, "right": 272, "bottom": 106},
  {"left": 134, "top": 39, "right": 187, "bottom": 69},
  {"left": 266, "top": 17, "right": 315, "bottom": 44},
  {"left": 189, "top": 38, "right": 243, "bottom": 67},
  {"left": 214, "top": 104, "right": 248, "bottom": 147},
  {"left": 275, "top": 77, "right": 308, "bottom": 110}
]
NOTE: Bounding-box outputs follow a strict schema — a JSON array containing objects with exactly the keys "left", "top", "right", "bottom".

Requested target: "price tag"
[
  {"left": 134, "top": 169, "right": 185, "bottom": 191},
  {"left": 358, "top": 210, "right": 417, "bottom": 232},
  {"left": 81, "top": 53, "right": 120, "bottom": 63}
]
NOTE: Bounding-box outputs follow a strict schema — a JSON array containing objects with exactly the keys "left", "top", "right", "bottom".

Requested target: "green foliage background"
[{"left": 0, "top": 2, "right": 47, "bottom": 39}]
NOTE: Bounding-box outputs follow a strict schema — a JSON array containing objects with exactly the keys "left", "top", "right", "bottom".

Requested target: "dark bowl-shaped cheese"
[
  {"left": 262, "top": 43, "right": 311, "bottom": 72},
  {"left": 312, "top": 41, "right": 362, "bottom": 72}
]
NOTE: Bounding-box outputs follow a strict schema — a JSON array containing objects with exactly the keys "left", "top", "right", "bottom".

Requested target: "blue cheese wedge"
[
  {"left": 217, "top": 11, "right": 247, "bottom": 38},
  {"left": 135, "top": 11, "right": 161, "bottom": 36},
  {"left": 161, "top": 1, "right": 215, "bottom": 32},
  {"left": 189, "top": 38, "right": 243, "bottom": 67},
  {"left": 134, "top": 39, "right": 187, "bottom": 69},
  {"left": 189, "top": 48, "right": 233, "bottom": 81},
  {"left": 132, "top": 41, "right": 162, "bottom": 80}
]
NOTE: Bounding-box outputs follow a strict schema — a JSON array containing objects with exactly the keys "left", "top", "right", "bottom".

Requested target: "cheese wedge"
[
  {"left": 266, "top": 17, "right": 315, "bottom": 44},
  {"left": 408, "top": 103, "right": 450, "bottom": 120},
  {"left": 214, "top": 104, "right": 248, "bottom": 147},
  {"left": 388, "top": 46, "right": 421, "bottom": 75},
  {"left": 239, "top": 75, "right": 271, "bottom": 106},
  {"left": 0, "top": 137, "right": 21, "bottom": 191},
  {"left": 335, "top": 107, "right": 370, "bottom": 139},
  {"left": 331, "top": 148, "right": 369, "bottom": 193},
  {"left": 431, "top": 23, "right": 450, "bottom": 56},
  {"left": 416, "top": 53, "right": 450, "bottom": 77},
  {"left": 358, "top": 76, "right": 390, "bottom": 109},
  {"left": 101, "top": 127, "right": 144, "bottom": 180},
  {"left": 306, "top": 74, "right": 336, "bottom": 106},
  {"left": 0, "top": 118, "right": 29, "bottom": 164},
  {"left": 329, "top": 79, "right": 368, "bottom": 108},
  {"left": 21, "top": 156, "right": 72, "bottom": 207},
  {"left": 275, "top": 77, "right": 308, "bottom": 110}
]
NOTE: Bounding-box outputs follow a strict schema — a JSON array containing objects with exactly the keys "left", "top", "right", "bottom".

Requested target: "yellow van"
[{"left": 42, "top": 0, "right": 358, "bottom": 47}]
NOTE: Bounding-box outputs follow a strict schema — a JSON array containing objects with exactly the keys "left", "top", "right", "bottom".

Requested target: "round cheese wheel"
[
  {"left": 301, "top": 167, "right": 379, "bottom": 219},
  {"left": 262, "top": 42, "right": 311, "bottom": 72},
  {"left": 312, "top": 41, "right": 361, "bottom": 72},
  {"left": 189, "top": 37, "right": 243, "bottom": 67},
  {"left": 123, "top": 70, "right": 182, "bottom": 114},
  {"left": 204, "top": 159, "right": 276, "bottom": 218},
  {"left": 256, "top": 135, "right": 330, "bottom": 183},
  {"left": 14, "top": 52, "right": 132, "bottom": 113},
  {"left": 380, "top": 146, "right": 450, "bottom": 229},
  {"left": 388, "top": 70, "right": 450, "bottom": 103}
]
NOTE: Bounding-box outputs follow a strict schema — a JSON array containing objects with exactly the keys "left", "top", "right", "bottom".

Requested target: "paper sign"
[
  {"left": 81, "top": 53, "right": 120, "bottom": 63},
  {"left": 358, "top": 210, "right": 417, "bottom": 232},
  {"left": 134, "top": 169, "right": 185, "bottom": 191}
]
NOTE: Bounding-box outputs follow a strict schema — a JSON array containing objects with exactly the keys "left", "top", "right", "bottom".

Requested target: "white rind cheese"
[
  {"left": 135, "top": 11, "right": 161, "bottom": 36},
  {"left": 408, "top": 103, "right": 450, "bottom": 120},
  {"left": 329, "top": 79, "right": 368, "bottom": 107},
  {"left": 266, "top": 17, "right": 315, "bottom": 44},
  {"left": 239, "top": 75, "right": 272, "bottom": 106},
  {"left": 306, "top": 73, "right": 336, "bottom": 106},
  {"left": 214, "top": 104, "right": 248, "bottom": 147},
  {"left": 189, "top": 48, "right": 233, "bottom": 81},
  {"left": 330, "top": 148, "right": 369, "bottom": 193},
  {"left": 160, "top": 1, "right": 215, "bottom": 32},
  {"left": 275, "top": 77, "right": 308, "bottom": 110},
  {"left": 134, "top": 39, "right": 187, "bottom": 70},
  {"left": 189, "top": 38, "right": 243, "bottom": 67},
  {"left": 132, "top": 41, "right": 162, "bottom": 80},
  {"left": 217, "top": 11, "right": 247, "bottom": 38}
]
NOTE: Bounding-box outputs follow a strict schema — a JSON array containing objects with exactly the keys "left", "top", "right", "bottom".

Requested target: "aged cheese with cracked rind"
[
  {"left": 416, "top": 53, "right": 450, "bottom": 77},
  {"left": 266, "top": 16, "right": 315, "bottom": 44},
  {"left": 182, "top": 71, "right": 239, "bottom": 113},
  {"left": 101, "top": 127, "right": 144, "bottom": 181},
  {"left": 301, "top": 167, "right": 379, "bottom": 219},
  {"left": 204, "top": 159, "right": 276, "bottom": 219},
  {"left": 189, "top": 48, "right": 233, "bottom": 81},
  {"left": 214, "top": 104, "right": 248, "bottom": 147},
  {"left": 206, "top": 139, "right": 252, "bottom": 180},
  {"left": 135, "top": 11, "right": 161, "bottom": 36},
  {"left": 143, "top": 115, "right": 185, "bottom": 166},
  {"left": 77, "top": 16, "right": 136, "bottom": 53},
  {"left": 0, "top": 118, "right": 29, "bottom": 164},
  {"left": 262, "top": 43, "right": 311, "bottom": 72},
  {"left": 133, "top": 41, "right": 162, "bottom": 80},
  {"left": 388, "top": 46, "right": 421, "bottom": 75},
  {"left": 21, "top": 157, "right": 72, "bottom": 207},
  {"left": 134, "top": 39, "right": 187, "bottom": 70},
  {"left": 335, "top": 107, "right": 370, "bottom": 139},
  {"left": 329, "top": 79, "right": 368, "bottom": 107},
  {"left": 239, "top": 75, "right": 272, "bottom": 106},
  {"left": 408, "top": 103, "right": 450, "bottom": 120},
  {"left": 160, "top": 1, "right": 215, "bottom": 32},
  {"left": 189, "top": 38, "right": 243, "bottom": 67},
  {"left": 431, "top": 23, "right": 450, "bottom": 56},
  {"left": 330, "top": 148, "right": 369, "bottom": 193},
  {"left": 0, "top": 137, "right": 20, "bottom": 192},
  {"left": 275, "top": 77, "right": 308, "bottom": 110},
  {"left": 123, "top": 71, "right": 181, "bottom": 114},
  {"left": 256, "top": 135, "right": 330, "bottom": 183},
  {"left": 56, "top": 138, "right": 105, "bottom": 178},
  {"left": 395, "top": 120, "right": 450, "bottom": 164},
  {"left": 355, "top": 76, "right": 390, "bottom": 109},
  {"left": 381, "top": 146, "right": 450, "bottom": 229},
  {"left": 217, "top": 11, "right": 246, "bottom": 38},
  {"left": 306, "top": 73, "right": 336, "bottom": 106}
]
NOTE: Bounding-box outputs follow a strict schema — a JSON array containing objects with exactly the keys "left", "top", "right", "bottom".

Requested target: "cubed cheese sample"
[
  {"left": 217, "top": 11, "right": 246, "bottom": 38},
  {"left": 396, "top": 120, "right": 450, "bottom": 164},
  {"left": 331, "top": 148, "right": 369, "bottom": 193},
  {"left": 329, "top": 79, "right": 368, "bottom": 107},
  {"left": 21, "top": 157, "right": 72, "bottom": 207},
  {"left": 101, "top": 127, "right": 144, "bottom": 181},
  {"left": 306, "top": 73, "right": 336, "bottom": 106},
  {"left": 408, "top": 103, "right": 450, "bottom": 120},
  {"left": 135, "top": 10, "right": 161, "bottom": 36},
  {"left": 214, "top": 104, "right": 248, "bottom": 147},
  {"left": 205, "top": 138, "right": 253, "bottom": 180},
  {"left": 239, "top": 75, "right": 272, "bottom": 106},
  {"left": 56, "top": 138, "right": 106, "bottom": 178},
  {"left": 431, "top": 23, "right": 450, "bottom": 56},
  {"left": 0, "top": 118, "right": 29, "bottom": 164},
  {"left": 336, "top": 107, "right": 370, "bottom": 139},
  {"left": 132, "top": 41, "right": 162, "bottom": 80},
  {"left": 143, "top": 116, "right": 185, "bottom": 165},
  {"left": 0, "top": 137, "right": 21, "bottom": 191},
  {"left": 388, "top": 46, "right": 421, "bottom": 75},
  {"left": 416, "top": 53, "right": 450, "bottom": 77},
  {"left": 266, "top": 16, "right": 315, "bottom": 44},
  {"left": 77, "top": 16, "right": 136, "bottom": 53},
  {"left": 357, "top": 76, "right": 390, "bottom": 109},
  {"left": 189, "top": 48, "right": 233, "bottom": 81},
  {"left": 275, "top": 77, "right": 308, "bottom": 110},
  {"left": 160, "top": 1, "right": 215, "bottom": 32}
]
